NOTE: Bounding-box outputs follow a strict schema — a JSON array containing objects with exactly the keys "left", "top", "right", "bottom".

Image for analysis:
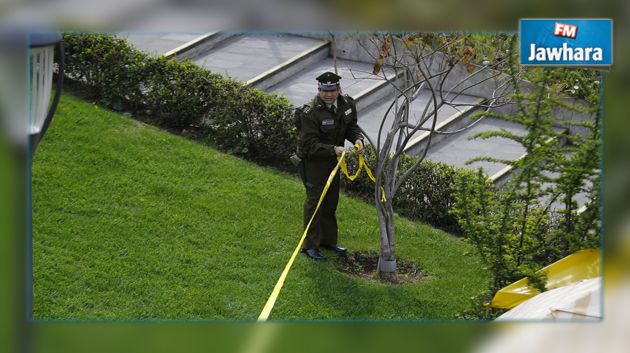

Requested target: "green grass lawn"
[{"left": 32, "top": 92, "right": 490, "bottom": 320}]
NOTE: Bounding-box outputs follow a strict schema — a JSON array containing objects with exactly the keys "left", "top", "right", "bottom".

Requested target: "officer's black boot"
[{"left": 302, "top": 248, "right": 327, "bottom": 261}]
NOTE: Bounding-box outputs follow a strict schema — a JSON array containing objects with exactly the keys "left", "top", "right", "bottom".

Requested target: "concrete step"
[
  {"left": 403, "top": 98, "right": 486, "bottom": 154},
  {"left": 168, "top": 32, "right": 234, "bottom": 60},
  {"left": 489, "top": 129, "right": 568, "bottom": 187},
  {"left": 503, "top": 149, "right": 593, "bottom": 212},
  {"left": 267, "top": 57, "right": 398, "bottom": 107},
  {"left": 424, "top": 118, "right": 572, "bottom": 186},
  {"left": 357, "top": 90, "right": 484, "bottom": 151},
  {"left": 246, "top": 41, "right": 330, "bottom": 90},
  {"left": 188, "top": 34, "right": 328, "bottom": 83},
  {"left": 120, "top": 33, "right": 204, "bottom": 57},
  {"left": 545, "top": 173, "right": 594, "bottom": 214},
  {"left": 353, "top": 70, "right": 405, "bottom": 112},
  {"left": 423, "top": 117, "right": 529, "bottom": 177}
]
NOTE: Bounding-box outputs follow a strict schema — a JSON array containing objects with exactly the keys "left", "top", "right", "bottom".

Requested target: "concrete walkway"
[
  {"left": 425, "top": 117, "right": 527, "bottom": 176},
  {"left": 540, "top": 151, "right": 593, "bottom": 211},
  {"left": 190, "top": 34, "right": 326, "bottom": 82},
  {"left": 358, "top": 90, "right": 483, "bottom": 150},
  {"left": 122, "top": 33, "right": 204, "bottom": 57},
  {"left": 269, "top": 58, "right": 390, "bottom": 105}
]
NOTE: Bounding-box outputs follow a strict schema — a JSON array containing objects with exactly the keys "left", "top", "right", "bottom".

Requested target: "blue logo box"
[{"left": 520, "top": 19, "right": 613, "bottom": 66}]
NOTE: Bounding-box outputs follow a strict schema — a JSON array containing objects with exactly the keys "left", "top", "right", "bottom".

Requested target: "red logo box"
[{"left": 554, "top": 22, "right": 578, "bottom": 39}]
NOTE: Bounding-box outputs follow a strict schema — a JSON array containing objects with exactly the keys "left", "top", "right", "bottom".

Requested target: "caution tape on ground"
[{"left": 257, "top": 145, "right": 384, "bottom": 321}]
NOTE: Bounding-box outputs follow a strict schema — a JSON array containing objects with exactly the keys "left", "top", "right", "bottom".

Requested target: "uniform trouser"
[{"left": 300, "top": 159, "right": 340, "bottom": 249}]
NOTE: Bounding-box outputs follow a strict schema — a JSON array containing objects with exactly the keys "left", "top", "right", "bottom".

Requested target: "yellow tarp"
[{"left": 489, "top": 248, "right": 600, "bottom": 309}]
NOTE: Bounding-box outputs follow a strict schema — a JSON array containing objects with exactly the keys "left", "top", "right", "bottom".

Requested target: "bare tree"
[{"left": 350, "top": 33, "right": 516, "bottom": 280}]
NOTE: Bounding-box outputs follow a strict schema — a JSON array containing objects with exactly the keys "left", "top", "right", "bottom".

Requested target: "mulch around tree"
[{"left": 333, "top": 251, "right": 425, "bottom": 284}]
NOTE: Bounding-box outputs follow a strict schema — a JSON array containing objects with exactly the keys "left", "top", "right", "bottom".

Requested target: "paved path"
[
  {"left": 122, "top": 33, "right": 204, "bottom": 57},
  {"left": 190, "top": 34, "right": 326, "bottom": 82},
  {"left": 425, "top": 117, "right": 527, "bottom": 175},
  {"left": 269, "top": 58, "right": 390, "bottom": 105},
  {"left": 541, "top": 151, "right": 593, "bottom": 211},
  {"left": 358, "top": 90, "right": 483, "bottom": 149}
]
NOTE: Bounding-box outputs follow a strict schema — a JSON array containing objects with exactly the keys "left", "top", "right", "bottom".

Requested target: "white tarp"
[{"left": 496, "top": 277, "right": 601, "bottom": 321}]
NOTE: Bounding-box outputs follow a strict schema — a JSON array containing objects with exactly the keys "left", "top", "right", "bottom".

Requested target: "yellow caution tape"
[
  {"left": 257, "top": 150, "right": 346, "bottom": 321},
  {"left": 338, "top": 144, "right": 386, "bottom": 203},
  {"left": 258, "top": 145, "right": 385, "bottom": 321},
  {"left": 488, "top": 248, "right": 600, "bottom": 309}
]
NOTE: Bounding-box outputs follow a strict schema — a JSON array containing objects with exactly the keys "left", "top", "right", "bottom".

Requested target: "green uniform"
[{"left": 298, "top": 94, "right": 363, "bottom": 249}]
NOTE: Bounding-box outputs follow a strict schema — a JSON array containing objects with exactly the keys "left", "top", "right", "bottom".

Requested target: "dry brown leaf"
[
  {"left": 373, "top": 55, "right": 384, "bottom": 75},
  {"left": 381, "top": 42, "right": 391, "bottom": 57}
]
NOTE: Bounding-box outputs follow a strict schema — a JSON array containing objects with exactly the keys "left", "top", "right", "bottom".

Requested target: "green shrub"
[
  {"left": 62, "top": 33, "right": 296, "bottom": 170},
  {"left": 63, "top": 34, "right": 150, "bottom": 111},
  {"left": 395, "top": 155, "right": 480, "bottom": 233},
  {"left": 451, "top": 63, "right": 600, "bottom": 291},
  {"left": 140, "top": 57, "right": 223, "bottom": 128},
  {"left": 342, "top": 144, "right": 478, "bottom": 233},
  {"left": 206, "top": 88, "right": 296, "bottom": 167}
]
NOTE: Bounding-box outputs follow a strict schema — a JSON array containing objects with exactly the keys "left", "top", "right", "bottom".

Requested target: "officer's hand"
[
  {"left": 334, "top": 146, "right": 345, "bottom": 156},
  {"left": 355, "top": 139, "right": 364, "bottom": 156}
]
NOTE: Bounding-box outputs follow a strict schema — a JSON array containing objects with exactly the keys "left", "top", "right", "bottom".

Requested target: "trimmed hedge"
[
  {"left": 63, "top": 33, "right": 296, "bottom": 169},
  {"left": 62, "top": 33, "right": 479, "bottom": 233},
  {"left": 342, "top": 145, "right": 481, "bottom": 234}
]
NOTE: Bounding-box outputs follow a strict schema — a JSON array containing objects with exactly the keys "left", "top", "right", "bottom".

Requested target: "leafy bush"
[
  {"left": 342, "top": 144, "right": 479, "bottom": 233},
  {"left": 395, "top": 155, "right": 481, "bottom": 233},
  {"left": 62, "top": 33, "right": 296, "bottom": 170},
  {"left": 452, "top": 63, "right": 600, "bottom": 291},
  {"left": 206, "top": 88, "right": 296, "bottom": 167},
  {"left": 63, "top": 34, "right": 150, "bottom": 110}
]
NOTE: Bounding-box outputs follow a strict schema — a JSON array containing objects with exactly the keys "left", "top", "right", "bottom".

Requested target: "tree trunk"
[
  {"left": 330, "top": 32, "right": 338, "bottom": 75},
  {"left": 376, "top": 197, "right": 397, "bottom": 280}
]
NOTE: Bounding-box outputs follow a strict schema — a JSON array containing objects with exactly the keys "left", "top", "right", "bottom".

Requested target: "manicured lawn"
[{"left": 32, "top": 92, "right": 490, "bottom": 320}]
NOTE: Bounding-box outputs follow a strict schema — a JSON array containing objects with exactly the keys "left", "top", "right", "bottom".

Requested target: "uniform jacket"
[{"left": 298, "top": 94, "right": 363, "bottom": 161}]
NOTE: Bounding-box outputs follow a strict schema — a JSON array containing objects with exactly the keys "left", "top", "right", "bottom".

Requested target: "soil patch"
[{"left": 334, "top": 251, "right": 425, "bottom": 284}]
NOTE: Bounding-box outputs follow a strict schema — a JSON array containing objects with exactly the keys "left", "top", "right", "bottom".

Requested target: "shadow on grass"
[{"left": 286, "top": 254, "right": 439, "bottom": 320}]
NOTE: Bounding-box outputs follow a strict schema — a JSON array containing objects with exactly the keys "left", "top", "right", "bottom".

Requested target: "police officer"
[{"left": 298, "top": 71, "right": 364, "bottom": 261}]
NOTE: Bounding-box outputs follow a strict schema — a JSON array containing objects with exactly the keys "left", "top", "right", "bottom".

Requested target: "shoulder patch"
[{"left": 302, "top": 104, "right": 312, "bottom": 115}]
